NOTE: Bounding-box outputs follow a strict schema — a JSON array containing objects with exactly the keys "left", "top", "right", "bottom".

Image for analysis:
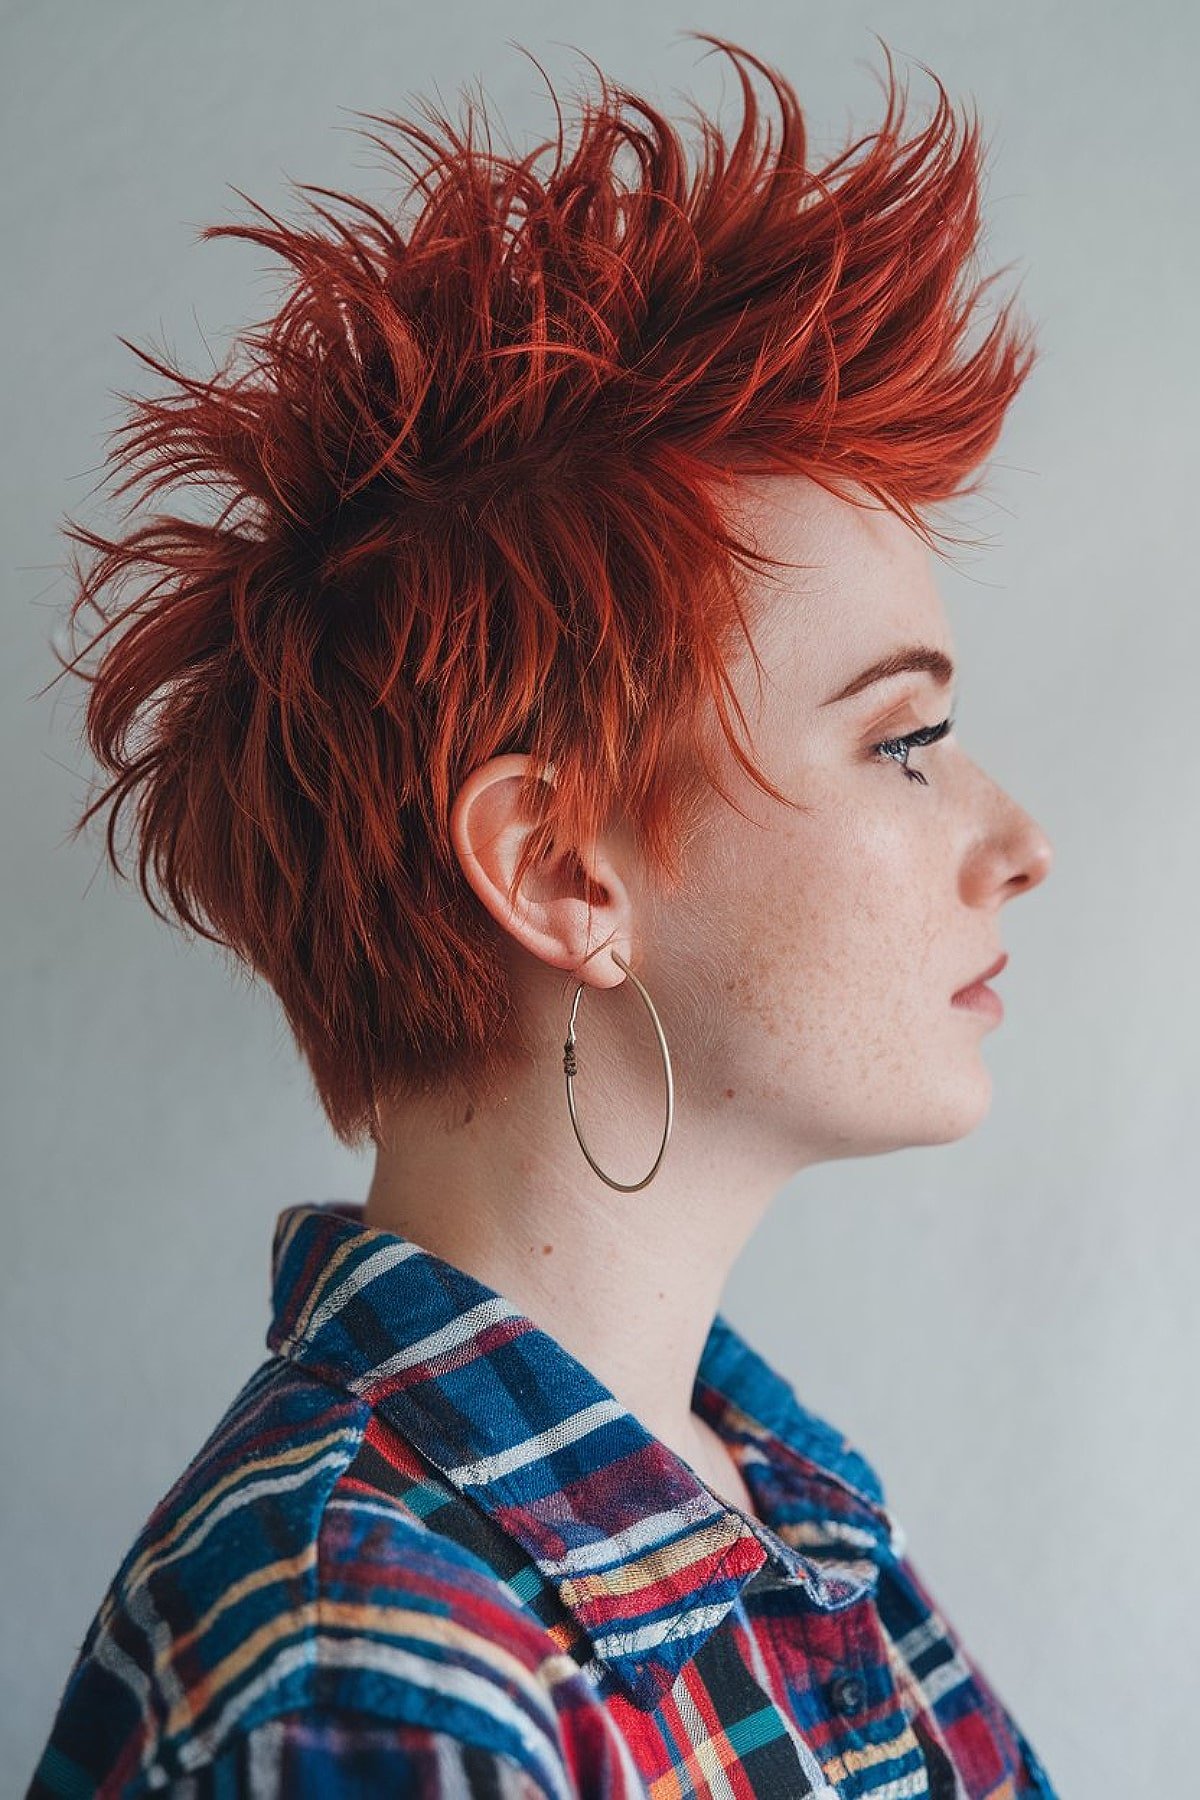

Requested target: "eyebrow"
[{"left": 819, "top": 645, "right": 957, "bottom": 706}]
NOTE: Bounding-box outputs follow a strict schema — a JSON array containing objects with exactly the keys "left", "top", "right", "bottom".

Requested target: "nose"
[
  {"left": 998, "top": 799, "right": 1054, "bottom": 900},
  {"left": 1017, "top": 807, "right": 1053, "bottom": 888},
  {"left": 960, "top": 783, "right": 1054, "bottom": 907}
]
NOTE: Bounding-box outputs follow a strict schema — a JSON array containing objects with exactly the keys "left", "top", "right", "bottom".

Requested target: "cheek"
[
  {"left": 742, "top": 793, "right": 943, "bottom": 1000},
  {"left": 674, "top": 761, "right": 954, "bottom": 1047}
]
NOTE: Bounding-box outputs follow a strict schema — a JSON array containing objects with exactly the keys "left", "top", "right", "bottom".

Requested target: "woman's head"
[
  {"left": 49, "top": 33, "right": 1045, "bottom": 1153},
  {"left": 451, "top": 472, "right": 1051, "bottom": 1185}
]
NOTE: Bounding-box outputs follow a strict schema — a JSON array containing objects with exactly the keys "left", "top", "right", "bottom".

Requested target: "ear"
[{"left": 449, "top": 755, "right": 631, "bottom": 990}]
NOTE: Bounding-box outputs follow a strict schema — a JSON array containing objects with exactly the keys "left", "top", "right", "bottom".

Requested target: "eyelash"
[{"left": 871, "top": 714, "right": 955, "bottom": 786}]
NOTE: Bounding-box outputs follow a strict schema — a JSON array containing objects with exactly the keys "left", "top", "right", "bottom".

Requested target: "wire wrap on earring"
[{"left": 562, "top": 950, "right": 674, "bottom": 1190}]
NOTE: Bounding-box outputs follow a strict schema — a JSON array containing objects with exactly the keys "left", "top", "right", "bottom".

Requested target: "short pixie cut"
[{"left": 50, "top": 33, "right": 1035, "bottom": 1146}]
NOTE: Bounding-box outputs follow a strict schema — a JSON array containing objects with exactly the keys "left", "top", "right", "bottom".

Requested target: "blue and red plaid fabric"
[{"left": 28, "top": 1199, "right": 1060, "bottom": 1798}]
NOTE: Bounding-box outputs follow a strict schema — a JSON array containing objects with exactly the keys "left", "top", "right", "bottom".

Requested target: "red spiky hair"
[{"left": 46, "top": 33, "right": 1036, "bottom": 1147}]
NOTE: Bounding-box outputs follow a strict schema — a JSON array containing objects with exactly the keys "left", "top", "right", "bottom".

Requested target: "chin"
[
  {"left": 830, "top": 1069, "right": 995, "bottom": 1159},
  {"left": 919, "top": 1064, "right": 995, "bottom": 1146}
]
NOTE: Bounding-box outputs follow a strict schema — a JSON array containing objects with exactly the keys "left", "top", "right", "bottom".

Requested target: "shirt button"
[{"left": 828, "top": 1672, "right": 868, "bottom": 1715}]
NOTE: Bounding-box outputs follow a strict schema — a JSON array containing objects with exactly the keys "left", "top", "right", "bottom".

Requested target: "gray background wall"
[{"left": 3, "top": 1, "right": 1196, "bottom": 1791}]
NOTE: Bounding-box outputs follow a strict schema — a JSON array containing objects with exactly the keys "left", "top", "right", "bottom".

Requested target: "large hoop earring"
[{"left": 562, "top": 950, "right": 674, "bottom": 1191}]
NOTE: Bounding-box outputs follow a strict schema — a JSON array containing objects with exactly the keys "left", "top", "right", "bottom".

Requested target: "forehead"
[{"left": 726, "top": 474, "right": 948, "bottom": 693}]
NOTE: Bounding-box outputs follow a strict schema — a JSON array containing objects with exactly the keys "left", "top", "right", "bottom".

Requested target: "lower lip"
[{"left": 951, "top": 981, "right": 1003, "bottom": 1021}]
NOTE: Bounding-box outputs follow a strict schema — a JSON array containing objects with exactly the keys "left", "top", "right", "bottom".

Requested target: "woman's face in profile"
[{"left": 660, "top": 473, "right": 1054, "bottom": 1167}]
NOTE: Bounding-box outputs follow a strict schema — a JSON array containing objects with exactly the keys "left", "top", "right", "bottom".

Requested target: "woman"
[{"left": 28, "top": 31, "right": 1059, "bottom": 1799}]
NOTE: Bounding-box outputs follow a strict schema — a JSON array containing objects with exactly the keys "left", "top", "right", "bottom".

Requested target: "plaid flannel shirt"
[{"left": 27, "top": 1199, "right": 1060, "bottom": 1798}]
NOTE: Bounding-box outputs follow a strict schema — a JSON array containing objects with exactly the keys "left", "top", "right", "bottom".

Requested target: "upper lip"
[{"left": 954, "top": 952, "right": 1008, "bottom": 995}]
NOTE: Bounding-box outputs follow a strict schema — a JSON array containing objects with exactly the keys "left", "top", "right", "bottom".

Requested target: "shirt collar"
[{"left": 266, "top": 1199, "right": 899, "bottom": 1710}]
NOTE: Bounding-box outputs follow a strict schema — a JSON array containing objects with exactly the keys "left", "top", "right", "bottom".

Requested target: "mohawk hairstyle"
[{"left": 47, "top": 32, "right": 1036, "bottom": 1147}]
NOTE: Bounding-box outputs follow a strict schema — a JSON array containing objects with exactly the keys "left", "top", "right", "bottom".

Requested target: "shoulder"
[{"left": 28, "top": 1358, "right": 581, "bottom": 1798}]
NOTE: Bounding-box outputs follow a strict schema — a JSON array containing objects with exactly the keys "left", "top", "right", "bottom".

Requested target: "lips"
[{"left": 953, "top": 952, "right": 1008, "bottom": 996}]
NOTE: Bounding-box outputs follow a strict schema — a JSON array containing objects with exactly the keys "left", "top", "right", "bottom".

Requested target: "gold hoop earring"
[{"left": 562, "top": 950, "right": 674, "bottom": 1191}]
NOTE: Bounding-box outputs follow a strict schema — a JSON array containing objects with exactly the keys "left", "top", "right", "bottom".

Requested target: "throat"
[
  {"left": 708, "top": 1458, "right": 760, "bottom": 1521},
  {"left": 689, "top": 1417, "right": 760, "bottom": 1521}
]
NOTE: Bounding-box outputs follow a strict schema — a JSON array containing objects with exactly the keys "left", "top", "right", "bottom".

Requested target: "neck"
[{"left": 362, "top": 1081, "right": 786, "bottom": 1481}]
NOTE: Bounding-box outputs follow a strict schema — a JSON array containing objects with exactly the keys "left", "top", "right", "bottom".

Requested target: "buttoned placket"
[{"left": 719, "top": 1522, "right": 941, "bottom": 1799}]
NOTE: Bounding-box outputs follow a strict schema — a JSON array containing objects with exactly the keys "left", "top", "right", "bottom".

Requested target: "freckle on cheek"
[{"left": 542, "top": 1243, "right": 553, "bottom": 1255}]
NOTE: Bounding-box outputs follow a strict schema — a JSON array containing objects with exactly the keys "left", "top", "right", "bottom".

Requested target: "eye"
[{"left": 871, "top": 714, "right": 955, "bottom": 786}]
